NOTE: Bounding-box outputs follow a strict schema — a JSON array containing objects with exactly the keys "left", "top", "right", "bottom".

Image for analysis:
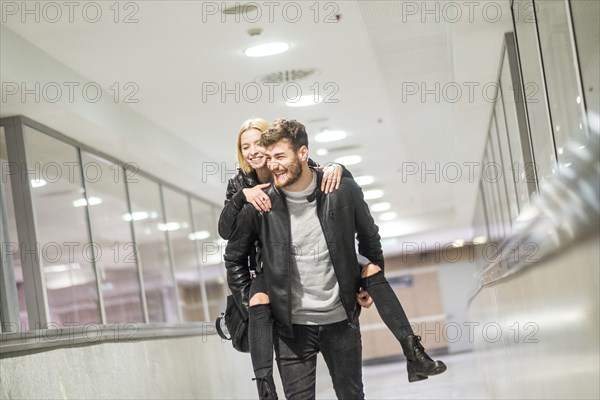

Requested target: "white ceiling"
[{"left": 1, "top": 0, "right": 513, "bottom": 253}]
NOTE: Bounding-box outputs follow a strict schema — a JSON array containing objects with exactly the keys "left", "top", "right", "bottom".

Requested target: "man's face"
[{"left": 265, "top": 139, "right": 303, "bottom": 188}]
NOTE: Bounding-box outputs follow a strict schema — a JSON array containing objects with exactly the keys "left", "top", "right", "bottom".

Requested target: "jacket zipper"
[
  {"left": 286, "top": 209, "right": 292, "bottom": 327},
  {"left": 316, "top": 193, "right": 356, "bottom": 328},
  {"left": 279, "top": 191, "right": 293, "bottom": 327}
]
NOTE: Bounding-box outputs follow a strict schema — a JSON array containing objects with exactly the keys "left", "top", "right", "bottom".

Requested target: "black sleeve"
[
  {"left": 348, "top": 180, "right": 385, "bottom": 269},
  {"left": 339, "top": 164, "right": 354, "bottom": 179},
  {"left": 218, "top": 178, "right": 247, "bottom": 240},
  {"left": 223, "top": 204, "right": 260, "bottom": 318}
]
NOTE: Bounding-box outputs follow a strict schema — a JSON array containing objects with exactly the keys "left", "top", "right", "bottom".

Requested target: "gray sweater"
[{"left": 281, "top": 172, "right": 347, "bottom": 325}]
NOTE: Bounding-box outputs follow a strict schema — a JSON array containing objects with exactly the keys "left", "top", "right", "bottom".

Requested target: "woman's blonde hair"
[{"left": 237, "top": 118, "right": 270, "bottom": 173}]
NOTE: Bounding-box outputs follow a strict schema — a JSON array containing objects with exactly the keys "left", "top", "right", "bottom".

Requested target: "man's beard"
[{"left": 273, "top": 155, "right": 303, "bottom": 188}]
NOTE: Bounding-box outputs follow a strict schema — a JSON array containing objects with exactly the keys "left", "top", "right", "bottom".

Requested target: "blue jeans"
[{"left": 274, "top": 320, "right": 365, "bottom": 400}]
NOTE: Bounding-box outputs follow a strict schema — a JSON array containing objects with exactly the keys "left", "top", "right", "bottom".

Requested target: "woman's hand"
[
  {"left": 321, "top": 163, "right": 343, "bottom": 194},
  {"left": 356, "top": 289, "right": 373, "bottom": 308},
  {"left": 242, "top": 183, "right": 272, "bottom": 212}
]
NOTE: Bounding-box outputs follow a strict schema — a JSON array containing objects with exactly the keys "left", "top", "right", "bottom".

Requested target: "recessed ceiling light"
[
  {"left": 189, "top": 230, "right": 211, "bottom": 241},
  {"left": 30, "top": 179, "right": 47, "bottom": 188},
  {"left": 285, "top": 94, "right": 323, "bottom": 107},
  {"left": 334, "top": 155, "right": 362, "bottom": 166},
  {"left": 244, "top": 42, "right": 289, "bottom": 57},
  {"left": 316, "top": 148, "right": 328, "bottom": 156},
  {"left": 122, "top": 211, "right": 150, "bottom": 222},
  {"left": 452, "top": 239, "right": 465, "bottom": 248},
  {"left": 315, "top": 130, "right": 347, "bottom": 143},
  {"left": 363, "top": 189, "right": 384, "bottom": 200},
  {"left": 73, "top": 197, "right": 102, "bottom": 207},
  {"left": 473, "top": 236, "right": 487, "bottom": 244},
  {"left": 371, "top": 202, "right": 391, "bottom": 212},
  {"left": 158, "top": 222, "right": 181, "bottom": 232},
  {"left": 355, "top": 175, "right": 374, "bottom": 186},
  {"left": 379, "top": 212, "right": 397, "bottom": 221}
]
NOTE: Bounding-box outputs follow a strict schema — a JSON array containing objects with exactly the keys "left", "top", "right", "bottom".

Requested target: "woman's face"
[{"left": 240, "top": 128, "right": 266, "bottom": 170}]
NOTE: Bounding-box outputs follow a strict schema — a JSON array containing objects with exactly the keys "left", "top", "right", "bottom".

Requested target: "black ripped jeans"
[{"left": 274, "top": 320, "right": 365, "bottom": 400}]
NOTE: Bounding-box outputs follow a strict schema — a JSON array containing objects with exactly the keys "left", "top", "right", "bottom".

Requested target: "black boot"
[
  {"left": 253, "top": 375, "right": 278, "bottom": 400},
  {"left": 399, "top": 335, "right": 447, "bottom": 382}
]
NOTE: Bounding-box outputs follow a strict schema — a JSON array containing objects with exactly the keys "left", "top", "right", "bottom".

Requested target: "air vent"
[
  {"left": 223, "top": 3, "right": 258, "bottom": 15},
  {"left": 256, "top": 69, "right": 320, "bottom": 84}
]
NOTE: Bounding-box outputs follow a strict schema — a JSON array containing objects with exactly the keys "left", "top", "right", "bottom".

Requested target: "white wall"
[
  {"left": 0, "top": 334, "right": 259, "bottom": 400},
  {"left": 469, "top": 235, "right": 599, "bottom": 399},
  {"left": 437, "top": 261, "right": 479, "bottom": 354}
]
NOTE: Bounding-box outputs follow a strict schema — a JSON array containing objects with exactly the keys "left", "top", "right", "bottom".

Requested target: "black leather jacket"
[{"left": 224, "top": 169, "right": 384, "bottom": 337}]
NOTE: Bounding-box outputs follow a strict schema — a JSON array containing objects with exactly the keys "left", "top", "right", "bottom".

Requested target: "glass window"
[
  {"left": 472, "top": 185, "right": 489, "bottom": 245},
  {"left": 81, "top": 152, "right": 144, "bottom": 324},
  {"left": 1, "top": 127, "right": 28, "bottom": 329},
  {"left": 495, "top": 96, "right": 520, "bottom": 221},
  {"left": 191, "top": 199, "right": 225, "bottom": 321},
  {"left": 571, "top": 0, "right": 600, "bottom": 123},
  {"left": 500, "top": 52, "right": 531, "bottom": 209},
  {"left": 490, "top": 115, "right": 511, "bottom": 235},
  {"left": 163, "top": 187, "right": 205, "bottom": 322},
  {"left": 482, "top": 151, "right": 498, "bottom": 242},
  {"left": 24, "top": 126, "right": 101, "bottom": 326},
  {"left": 512, "top": 0, "right": 557, "bottom": 184},
  {"left": 481, "top": 153, "right": 494, "bottom": 242},
  {"left": 485, "top": 144, "right": 504, "bottom": 240},
  {"left": 128, "top": 175, "right": 179, "bottom": 323},
  {"left": 536, "top": 0, "right": 589, "bottom": 162}
]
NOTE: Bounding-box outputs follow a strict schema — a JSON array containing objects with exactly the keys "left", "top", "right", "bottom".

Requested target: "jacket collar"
[
  {"left": 270, "top": 166, "right": 323, "bottom": 202},
  {"left": 241, "top": 168, "right": 259, "bottom": 187}
]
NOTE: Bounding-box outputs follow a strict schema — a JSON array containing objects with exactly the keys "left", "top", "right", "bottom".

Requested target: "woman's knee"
[
  {"left": 361, "top": 263, "right": 382, "bottom": 278},
  {"left": 249, "top": 292, "right": 270, "bottom": 307}
]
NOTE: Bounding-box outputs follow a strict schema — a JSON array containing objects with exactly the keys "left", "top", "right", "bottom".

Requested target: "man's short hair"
[{"left": 260, "top": 119, "right": 308, "bottom": 151}]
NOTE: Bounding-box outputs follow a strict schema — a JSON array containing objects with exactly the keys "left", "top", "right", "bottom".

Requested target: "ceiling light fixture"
[
  {"left": 354, "top": 175, "right": 374, "bottom": 186},
  {"left": 363, "top": 189, "right": 384, "bottom": 200},
  {"left": 315, "top": 130, "right": 347, "bottom": 143},
  {"left": 189, "top": 230, "right": 211, "bottom": 241},
  {"left": 73, "top": 197, "right": 102, "bottom": 207},
  {"left": 244, "top": 42, "right": 289, "bottom": 57},
  {"left": 285, "top": 95, "right": 323, "bottom": 107},
  {"left": 334, "top": 155, "right": 362, "bottom": 166},
  {"left": 316, "top": 148, "right": 328, "bottom": 156},
  {"left": 379, "top": 212, "right": 397, "bottom": 221},
  {"left": 158, "top": 222, "right": 181, "bottom": 232},
  {"left": 452, "top": 239, "right": 465, "bottom": 248},
  {"left": 371, "top": 202, "right": 391, "bottom": 212},
  {"left": 31, "top": 179, "right": 47, "bottom": 188},
  {"left": 122, "top": 211, "right": 150, "bottom": 222},
  {"left": 473, "top": 236, "right": 488, "bottom": 244}
]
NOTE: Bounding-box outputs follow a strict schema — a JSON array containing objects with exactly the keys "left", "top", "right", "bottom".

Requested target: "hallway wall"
[
  {"left": 1, "top": 333, "right": 256, "bottom": 400},
  {"left": 469, "top": 235, "right": 600, "bottom": 399}
]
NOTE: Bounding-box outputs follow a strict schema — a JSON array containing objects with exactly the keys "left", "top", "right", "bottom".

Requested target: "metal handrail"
[
  {"left": 472, "top": 129, "right": 599, "bottom": 296},
  {"left": 0, "top": 321, "right": 219, "bottom": 356}
]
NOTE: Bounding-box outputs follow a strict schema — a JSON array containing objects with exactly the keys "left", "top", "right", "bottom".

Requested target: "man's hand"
[
  {"left": 356, "top": 289, "right": 373, "bottom": 308},
  {"left": 242, "top": 183, "right": 272, "bottom": 212}
]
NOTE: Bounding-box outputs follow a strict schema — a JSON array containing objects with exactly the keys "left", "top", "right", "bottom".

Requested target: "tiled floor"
[{"left": 315, "top": 351, "right": 490, "bottom": 400}]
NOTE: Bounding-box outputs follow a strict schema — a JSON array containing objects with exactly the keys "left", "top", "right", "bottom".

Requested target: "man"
[{"left": 224, "top": 119, "right": 445, "bottom": 399}]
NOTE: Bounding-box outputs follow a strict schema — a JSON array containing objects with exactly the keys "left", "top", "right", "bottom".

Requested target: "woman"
[{"left": 219, "top": 118, "right": 349, "bottom": 400}]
